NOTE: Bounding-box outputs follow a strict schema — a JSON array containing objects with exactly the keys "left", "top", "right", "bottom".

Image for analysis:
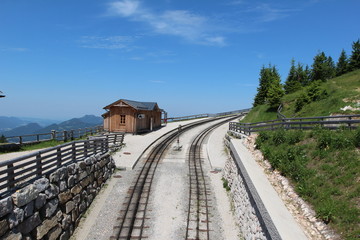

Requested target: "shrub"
[
  {"left": 286, "top": 130, "right": 304, "bottom": 144},
  {"left": 354, "top": 127, "right": 360, "bottom": 147},
  {"left": 272, "top": 128, "right": 286, "bottom": 145},
  {"left": 256, "top": 131, "right": 271, "bottom": 148},
  {"left": 295, "top": 93, "right": 309, "bottom": 112},
  {"left": 316, "top": 128, "right": 332, "bottom": 150}
]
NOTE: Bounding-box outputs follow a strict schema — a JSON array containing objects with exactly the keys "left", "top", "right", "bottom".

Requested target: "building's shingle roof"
[
  {"left": 104, "top": 99, "right": 159, "bottom": 111},
  {"left": 122, "top": 99, "right": 158, "bottom": 111}
]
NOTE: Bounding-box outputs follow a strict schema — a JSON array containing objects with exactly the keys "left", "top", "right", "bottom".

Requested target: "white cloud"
[
  {"left": 248, "top": 3, "right": 300, "bottom": 22},
  {"left": 107, "top": 1, "right": 226, "bottom": 46},
  {"left": 79, "top": 36, "right": 134, "bottom": 50},
  {"left": 108, "top": 0, "right": 140, "bottom": 17}
]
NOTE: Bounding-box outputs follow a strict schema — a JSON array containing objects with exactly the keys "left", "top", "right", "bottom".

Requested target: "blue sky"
[{"left": 0, "top": 0, "right": 359, "bottom": 120}]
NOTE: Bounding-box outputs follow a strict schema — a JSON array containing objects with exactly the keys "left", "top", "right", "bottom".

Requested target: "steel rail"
[
  {"left": 110, "top": 116, "right": 236, "bottom": 240},
  {"left": 185, "top": 116, "right": 241, "bottom": 240}
]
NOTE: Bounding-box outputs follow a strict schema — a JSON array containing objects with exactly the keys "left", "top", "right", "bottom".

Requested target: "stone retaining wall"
[
  {"left": 223, "top": 133, "right": 280, "bottom": 240},
  {"left": 0, "top": 152, "right": 116, "bottom": 240}
]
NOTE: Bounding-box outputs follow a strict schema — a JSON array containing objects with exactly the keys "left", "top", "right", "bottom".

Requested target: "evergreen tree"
[
  {"left": 336, "top": 49, "right": 349, "bottom": 76},
  {"left": 253, "top": 66, "right": 271, "bottom": 106},
  {"left": 349, "top": 39, "right": 360, "bottom": 71},
  {"left": 298, "top": 63, "right": 311, "bottom": 87},
  {"left": 0, "top": 135, "right": 7, "bottom": 143},
  {"left": 284, "top": 59, "right": 301, "bottom": 94},
  {"left": 253, "top": 64, "right": 284, "bottom": 108},
  {"left": 311, "top": 51, "right": 335, "bottom": 81}
]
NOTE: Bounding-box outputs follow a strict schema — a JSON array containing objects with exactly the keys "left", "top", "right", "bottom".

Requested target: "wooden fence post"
[
  {"left": 84, "top": 141, "right": 88, "bottom": 158},
  {"left": 51, "top": 130, "right": 56, "bottom": 140},
  {"left": 72, "top": 142, "right": 76, "bottom": 162},
  {"left": 63, "top": 131, "right": 68, "bottom": 142},
  {"left": 7, "top": 163, "right": 15, "bottom": 191},
  {"left": 57, "top": 147, "right": 62, "bottom": 167},
  {"left": 36, "top": 153, "right": 42, "bottom": 177},
  {"left": 19, "top": 136, "right": 22, "bottom": 145},
  {"left": 348, "top": 116, "right": 352, "bottom": 130}
]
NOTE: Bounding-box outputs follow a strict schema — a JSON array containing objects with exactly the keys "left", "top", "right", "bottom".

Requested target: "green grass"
[
  {"left": 243, "top": 69, "right": 360, "bottom": 123},
  {"left": 240, "top": 70, "right": 360, "bottom": 239},
  {"left": 256, "top": 128, "right": 360, "bottom": 240}
]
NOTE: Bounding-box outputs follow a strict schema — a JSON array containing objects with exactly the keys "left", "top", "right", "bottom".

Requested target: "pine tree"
[
  {"left": 311, "top": 51, "right": 335, "bottom": 82},
  {"left": 336, "top": 49, "right": 349, "bottom": 76},
  {"left": 253, "top": 65, "right": 284, "bottom": 108},
  {"left": 284, "top": 59, "right": 301, "bottom": 94},
  {"left": 253, "top": 66, "right": 271, "bottom": 107},
  {"left": 349, "top": 39, "right": 360, "bottom": 71},
  {"left": 0, "top": 135, "right": 7, "bottom": 143}
]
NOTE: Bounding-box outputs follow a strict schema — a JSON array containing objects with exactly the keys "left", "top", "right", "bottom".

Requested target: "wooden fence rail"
[
  {"left": 0, "top": 133, "right": 124, "bottom": 196},
  {"left": 229, "top": 115, "right": 360, "bottom": 135},
  {"left": 4, "top": 125, "right": 103, "bottom": 145}
]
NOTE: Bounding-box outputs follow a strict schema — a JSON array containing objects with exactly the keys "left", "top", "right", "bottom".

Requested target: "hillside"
[
  {"left": 1, "top": 115, "right": 102, "bottom": 137},
  {"left": 241, "top": 70, "right": 360, "bottom": 239},
  {"left": 243, "top": 69, "right": 360, "bottom": 123}
]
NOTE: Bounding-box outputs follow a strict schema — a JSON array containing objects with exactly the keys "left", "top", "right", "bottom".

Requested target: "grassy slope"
[
  {"left": 241, "top": 70, "right": 360, "bottom": 239},
  {"left": 243, "top": 69, "right": 360, "bottom": 123}
]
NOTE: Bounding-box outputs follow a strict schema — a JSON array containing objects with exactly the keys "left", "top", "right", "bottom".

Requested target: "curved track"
[
  {"left": 110, "top": 116, "right": 241, "bottom": 240},
  {"left": 185, "top": 116, "right": 240, "bottom": 240}
]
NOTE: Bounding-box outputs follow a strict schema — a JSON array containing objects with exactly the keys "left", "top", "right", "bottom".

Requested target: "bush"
[
  {"left": 354, "top": 127, "right": 360, "bottom": 147},
  {"left": 272, "top": 128, "right": 286, "bottom": 145},
  {"left": 295, "top": 93, "right": 309, "bottom": 112},
  {"left": 286, "top": 130, "right": 304, "bottom": 144},
  {"left": 316, "top": 128, "right": 332, "bottom": 150},
  {"left": 255, "top": 131, "right": 271, "bottom": 149}
]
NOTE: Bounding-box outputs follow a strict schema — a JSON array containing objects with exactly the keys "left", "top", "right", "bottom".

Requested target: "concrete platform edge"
[{"left": 229, "top": 141, "right": 282, "bottom": 240}]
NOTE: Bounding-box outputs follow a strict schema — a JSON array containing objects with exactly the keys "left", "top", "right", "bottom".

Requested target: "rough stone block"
[
  {"left": 71, "top": 207, "right": 79, "bottom": 222},
  {"left": 34, "top": 215, "right": 58, "bottom": 239},
  {"left": 67, "top": 163, "right": 77, "bottom": 175},
  {"left": 33, "top": 178, "right": 50, "bottom": 193},
  {"left": 59, "top": 181, "right": 67, "bottom": 192},
  {"left": 61, "top": 214, "right": 71, "bottom": 230},
  {"left": 78, "top": 161, "right": 86, "bottom": 170},
  {"left": 80, "top": 176, "right": 91, "bottom": 188},
  {"left": 35, "top": 193, "right": 46, "bottom": 210},
  {"left": 47, "top": 225, "right": 62, "bottom": 240},
  {"left": 58, "top": 167, "right": 68, "bottom": 180},
  {"left": 70, "top": 184, "right": 82, "bottom": 195},
  {"left": 11, "top": 185, "right": 39, "bottom": 207},
  {"left": 2, "top": 231, "right": 22, "bottom": 240},
  {"left": 58, "top": 190, "right": 72, "bottom": 204},
  {"left": 0, "top": 197, "right": 13, "bottom": 218},
  {"left": 0, "top": 218, "right": 9, "bottom": 237},
  {"left": 45, "top": 184, "right": 59, "bottom": 199},
  {"left": 17, "top": 212, "right": 41, "bottom": 234},
  {"left": 49, "top": 171, "right": 60, "bottom": 183},
  {"left": 59, "top": 230, "right": 70, "bottom": 240},
  {"left": 67, "top": 175, "right": 75, "bottom": 188},
  {"left": 24, "top": 201, "right": 34, "bottom": 218},
  {"left": 78, "top": 170, "right": 88, "bottom": 181},
  {"left": 73, "top": 194, "right": 81, "bottom": 205},
  {"left": 78, "top": 202, "right": 86, "bottom": 213},
  {"left": 41, "top": 198, "right": 58, "bottom": 218},
  {"left": 8, "top": 207, "right": 24, "bottom": 228},
  {"left": 65, "top": 201, "right": 75, "bottom": 214}
]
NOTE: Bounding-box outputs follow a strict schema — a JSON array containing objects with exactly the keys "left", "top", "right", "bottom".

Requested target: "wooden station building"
[{"left": 102, "top": 99, "right": 163, "bottom": 134}]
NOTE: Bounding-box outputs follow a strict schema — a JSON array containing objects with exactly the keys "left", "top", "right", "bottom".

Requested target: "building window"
[{"left": 120, "top": 115, "right": 126, "bottom": 125}]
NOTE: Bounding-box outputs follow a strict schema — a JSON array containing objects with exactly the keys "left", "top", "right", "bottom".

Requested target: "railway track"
[
  {"left": 110, "top": 115, "right": 241, "bottom": 240},
  {"left": 185, "top": 116, "right": 240, "bottom": 240}
]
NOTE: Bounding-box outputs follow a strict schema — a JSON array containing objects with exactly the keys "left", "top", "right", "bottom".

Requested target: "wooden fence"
[
  {"left": 165, "top": 108, "right": 251, "bottom": 123},
  {"left": 4, "top": 126, "right": 103, "bottom": 145},
  {"left": 0, "top": 133, "right": 124, "bottom": 196},
  {"left": 229, "top": 115, "right": 360, "bottom": 135}
]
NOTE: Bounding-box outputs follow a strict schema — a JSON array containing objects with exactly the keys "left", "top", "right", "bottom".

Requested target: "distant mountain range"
[{"left": 0, "top": 115, "right": 103, "bottom": 138}]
